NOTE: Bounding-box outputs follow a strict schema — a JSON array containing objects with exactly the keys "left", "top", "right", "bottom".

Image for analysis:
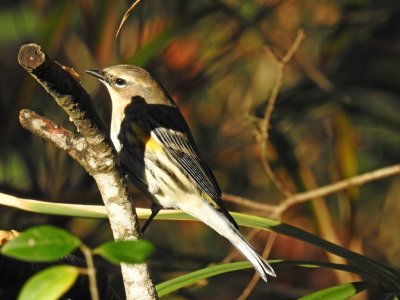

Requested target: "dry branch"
[
  {"left": 224, "top": 163, "right": 400, "bottom": 218},
  {"left": 19, "top": 109, "right": 88, "bottom": 167},
  {"left": 258, "top": 29, "right": 305, "bottom": 196},
  {"left": 235, "top": 30, "right": 306, "bottom": 299},
  {"left": 277, "top": 163, "right": 400, "bottom": 214}
]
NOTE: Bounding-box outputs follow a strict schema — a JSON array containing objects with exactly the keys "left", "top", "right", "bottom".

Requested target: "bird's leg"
[{"left": 140, "top": 204, "right": 160, "bottom": 234}]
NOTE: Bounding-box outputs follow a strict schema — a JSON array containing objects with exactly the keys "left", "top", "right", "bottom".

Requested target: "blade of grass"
[
  {"left": 0, "top": 192, "right": 106, "bottom": 218},
  {"left": 298, "top": 281, "right": 371, "bottom": 300},
  {"left": 275, "top": 260, "right": 365, "bottom": 276},
  {"left": 156, "top": 262, "right": 251, "bottom": 297},
  {"left": 156, "top": 260, "right": 371, "bottom": 297}
]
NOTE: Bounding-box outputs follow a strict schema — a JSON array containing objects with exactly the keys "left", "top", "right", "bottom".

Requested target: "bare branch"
[
  {"left": 277, "top": 163, "right": 400, "bottom": 214},
  {"left": 294, "top": 54, "right": 335, "bottom": 92},
  {"left": 224, "top": 163, "right": 400, "bottom": 218},
  {"left": 17, "top": 43, "right": 157, "bottom": 299},
  {"left": 222, "top": 193, "right": 275, "bottom": 213},
  {"left": 19, "top": 109, "right": 89, "bottom": 169},
  {"left": 258, "top": 29, "right": 306, "bottom": 196}
]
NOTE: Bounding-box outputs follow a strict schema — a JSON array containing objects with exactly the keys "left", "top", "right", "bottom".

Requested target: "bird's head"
[{"left": 86, "top": 64, "right": 174, "bottom": 106}]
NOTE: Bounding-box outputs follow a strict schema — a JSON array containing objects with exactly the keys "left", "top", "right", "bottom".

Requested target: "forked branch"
[{"left": 257, "top": 29, "right": 305, "bottom": 196}]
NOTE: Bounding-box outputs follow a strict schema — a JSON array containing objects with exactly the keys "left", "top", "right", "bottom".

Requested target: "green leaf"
[
  {"left": 155, "top": 260, "right": 369, "bottom": 297},
  {"left": 275, "top": 260, "right": 365, "bottom": 275},
  {"left": 298, "top": 282, "right": 371, "bottom": 300},
  {"left": 0, "top": 192, "right": 107, "bottom": 218},
  {"left": 156, "top": 262, "right": 251, "bottom": 297},
  {"left": 94, "top": 240, "right": 154, "bottom": 264},
  {"left": 18, "top": 265, "right": 79, "bottom": 300},
  {"left": 1, "top": 225, "right": 81, "bottom": 262}
]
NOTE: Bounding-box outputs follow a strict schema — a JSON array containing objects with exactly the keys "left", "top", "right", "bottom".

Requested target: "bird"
[{"left": 86, "top": 65, "right": 276, "bottom": 282}]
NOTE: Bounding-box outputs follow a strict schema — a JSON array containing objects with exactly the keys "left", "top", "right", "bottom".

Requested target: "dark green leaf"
[
  {"left": 275, "top": 260, "right": 364, "bottom": 275},
  {"left": 156, "top": 260, "right": 370, "bottom": 297},
  {"left": 17, "top": 265, "right": 79, "bottom": 300},
  {"left": 1, "top": 225, "right": 81, "bottom": 262},
  {"left": 94, "top": 240, "right": 154, "bottom": 264},
  {"left": 156, "top": 262, "right": 253, "bottom": 297},
  {"left": 232, "top": 212, "right": 400, "bottom": 290}
]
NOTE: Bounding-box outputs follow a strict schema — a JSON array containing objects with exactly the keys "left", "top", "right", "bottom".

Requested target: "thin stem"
[
  {"left": 258, "top": 29, "right": 305, "bottom": 196},
  {"left": 116, "top": 0, "right": 142, "bottom": 37},
  {"left": 222, "top": 193, "right": 276, "bottom": 212},
  {"left": 80, "top": 244, "right": 100, "bottom": 300},
  {"left": 277, "top": 163, "right": 400, "bottom": 214},
  {"left": 224, "top": 163, "right": 400, "bottom": 217}
]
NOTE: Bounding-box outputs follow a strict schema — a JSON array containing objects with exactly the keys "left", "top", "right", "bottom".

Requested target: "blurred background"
[{"left": 1, "top": 0, "right": 400, "bottom": 299}]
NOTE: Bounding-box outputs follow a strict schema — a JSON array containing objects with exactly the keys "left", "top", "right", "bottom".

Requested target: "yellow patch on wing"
[
  {"left": 145, "top": 136, "right": 163, "bottom": 151},
  {"left": 130, "top": 124, "right": 163, "bottom": 151},
  {"left": 127, "top": 124, "right": 161, "bottom": 151}
]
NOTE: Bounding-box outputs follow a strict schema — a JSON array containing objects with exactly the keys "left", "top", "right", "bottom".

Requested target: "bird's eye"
[{"left": 115, "top": 78, "right": 127, "bottom": 87}]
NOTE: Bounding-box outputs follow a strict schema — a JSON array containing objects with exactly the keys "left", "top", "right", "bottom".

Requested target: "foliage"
[
  {"left": 17, "top": 265, "right": 79, "bottom": 300},
  {"left": 2, "top": 225, "right": 81, "bottom": 262},
  {"left": 1, "top": 226, "right": 154, "bottom": 299}
]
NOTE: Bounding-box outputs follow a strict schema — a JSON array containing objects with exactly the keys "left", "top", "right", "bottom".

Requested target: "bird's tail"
[
  {"left": 230, "top": 228, "right": 276, "bottom": 282},
  {"left": 178, "top": 197, "right": 276, "bottom": 282}
]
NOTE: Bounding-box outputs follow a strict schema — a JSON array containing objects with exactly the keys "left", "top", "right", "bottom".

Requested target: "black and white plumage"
[{"left": 86, "top": 65, "right": 276, "bottom": 282}]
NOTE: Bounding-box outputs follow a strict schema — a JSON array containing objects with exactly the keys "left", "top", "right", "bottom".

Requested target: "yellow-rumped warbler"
[{"left": 86, "top": 65, "right": 276, "bottom": 282}]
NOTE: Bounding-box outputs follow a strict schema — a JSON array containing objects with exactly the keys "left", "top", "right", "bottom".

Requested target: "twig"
[
  {"left": 17, "top": 43, "right": 157, "bottom": 299},
  {"left": 222, "top": 193, "right": 276, "bottom": 212},
  {"left": 116, "top": 0, "right": 142, "bottom": 37},
  {"left": 19, "top": 110, "right": 89, "bottom": 168},
  {"left": 80, "top": 244, "right": 100, "bottom": 300},
  {"left": 294, "top": 53, "right": 335, "bottom": 92},
  {"left": 276, "top": 163, "right": 400, "bottom": 215},
  {"left": 223, "top": 163, "right": 400, "bottom": 217},
  {"left": 258, "top": 29, "right": 305, "bottom": 196}
]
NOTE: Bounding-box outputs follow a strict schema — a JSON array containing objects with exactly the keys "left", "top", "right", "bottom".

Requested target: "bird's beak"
[{"left": 85, "top": 69, "right": 107, "bottom": 83}]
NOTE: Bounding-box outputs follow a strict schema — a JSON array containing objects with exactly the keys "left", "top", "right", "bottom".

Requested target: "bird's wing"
[{"left": 149, "top": 108, "right": 239, "bottom": 229}]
